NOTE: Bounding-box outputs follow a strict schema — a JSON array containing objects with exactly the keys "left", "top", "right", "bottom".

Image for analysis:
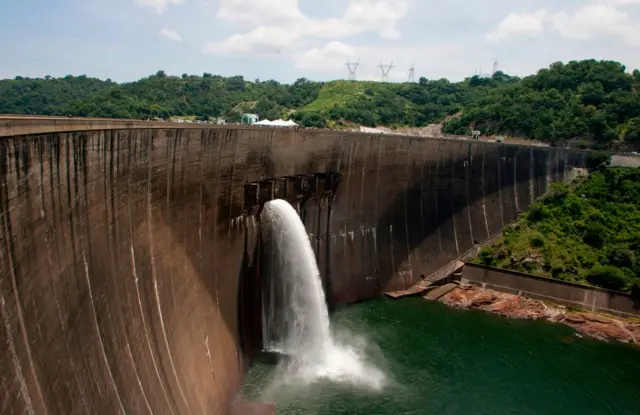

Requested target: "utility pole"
[
  {"left": 492, "top": 57, "right": 499, "bottom": 75},
  {"left": 408, "top": 63, "right": 415, "bottom": 83},
  {"left": 379, "top": 61, "right": 394, "bottom": 82},
  {"left": 346, "top": 59, "right": 360, "bottom": 81}
]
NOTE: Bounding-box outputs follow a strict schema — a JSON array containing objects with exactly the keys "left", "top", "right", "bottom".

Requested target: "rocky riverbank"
[{"left": 439, "top": 284, "right": 640, "bottom": 345}]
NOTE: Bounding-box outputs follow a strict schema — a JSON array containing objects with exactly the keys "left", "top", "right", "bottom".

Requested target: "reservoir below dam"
[{"left": 241, "top": 298, "right": 640, "bottom": 415}]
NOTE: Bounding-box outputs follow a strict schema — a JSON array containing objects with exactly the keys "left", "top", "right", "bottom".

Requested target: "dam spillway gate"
[{"left": 243, "top": 172, "right": 342, "bottom": 217}]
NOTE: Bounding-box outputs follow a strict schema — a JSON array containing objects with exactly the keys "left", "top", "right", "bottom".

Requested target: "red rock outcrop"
[{"left": 439, "top": 286, "right": 638, "bottom": 345}]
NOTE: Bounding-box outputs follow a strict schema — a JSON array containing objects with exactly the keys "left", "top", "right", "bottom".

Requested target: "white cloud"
[
  {"left": 202, "top": 26, "right": 299, "bottom": 55},
  {"left": 159, "top": 28, "right": 182, "bottom": 42},
  {"left": 551, "top": 4, "right": 640, "bottom": 46},
  {"left": 217, "top": 0, "right": 305, "bottom": 24},
  {"left": 295, "top": 41, "right": 357, "bottom": 70},
  {"left": 604, "top": 0, "right": 640, "bottom": 5},
  {"left": 295, "top": 18, "right": 362, "bottom": 39},
  {"left": 205, "top": 0, "right": 411, "bottom": 56},
  {"left": 343, "top": 0, "right": 410, "bottom": 40},
  {"left": 135, "top": 0, "right": 184, "bottom": 14},
  {"left": 487, "top": 2, "right": 640, "bottom": 46},
  {"left": 486, "top": 10, "right": 548, "bottom": 42}
]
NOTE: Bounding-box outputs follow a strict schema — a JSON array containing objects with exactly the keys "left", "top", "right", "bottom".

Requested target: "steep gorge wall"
[{"left": 0, "top": 126, "right": 585, "bottom": 414}]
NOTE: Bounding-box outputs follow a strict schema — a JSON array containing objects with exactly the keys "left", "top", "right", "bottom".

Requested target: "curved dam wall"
[{"left": 0, "top": 125, "right": 585, "bottom": 414}]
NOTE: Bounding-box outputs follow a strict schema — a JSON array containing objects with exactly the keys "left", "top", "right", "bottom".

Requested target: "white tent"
[
  {"left": 253, "top": 119, "right": 298, "bottom": 127},
  {"left": 273, "top": 119, "right": 299, "bottom": 127}
]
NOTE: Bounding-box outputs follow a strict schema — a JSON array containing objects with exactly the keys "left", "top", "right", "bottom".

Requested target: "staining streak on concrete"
[{"left": 0, "top": 119, "right": 586, "bottom": 414}]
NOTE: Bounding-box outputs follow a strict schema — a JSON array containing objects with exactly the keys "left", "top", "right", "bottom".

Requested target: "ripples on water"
[{"left": 242, "top": 298, "right": 640, "bottom": 415}]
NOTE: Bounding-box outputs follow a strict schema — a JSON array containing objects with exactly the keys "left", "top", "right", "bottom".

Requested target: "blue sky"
[{"left": 2, "top": 0, "right": 640, "bottom": 83}]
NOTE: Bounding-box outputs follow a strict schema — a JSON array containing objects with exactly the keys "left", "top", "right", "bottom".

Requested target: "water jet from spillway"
[{"left": 260, "top": 199, "right": 386, "bottom": 391}]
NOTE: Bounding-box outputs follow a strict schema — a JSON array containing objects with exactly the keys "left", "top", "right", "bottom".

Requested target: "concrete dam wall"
[{"left": 0, "top": 125, "right": 585, "bottom": 414}]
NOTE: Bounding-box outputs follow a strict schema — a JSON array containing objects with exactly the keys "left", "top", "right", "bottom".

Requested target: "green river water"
[{"left": 241, "top": 298, "right": 640, "bottom": 415}]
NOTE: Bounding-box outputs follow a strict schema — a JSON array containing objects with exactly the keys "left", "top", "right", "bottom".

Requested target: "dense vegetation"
[
  {"left": 445, "top": 61, "right": 640, "bottom": 146},
  {"left": 2, "top": 60, "right": 640, "bottom": 147},
  {"left": 473, "top": 167, "right": 640, "bottom": 294},
  {"left": 0, "top": 73, "right": 323, "bottom": 123}
]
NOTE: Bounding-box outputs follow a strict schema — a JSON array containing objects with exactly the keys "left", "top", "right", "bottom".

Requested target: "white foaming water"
[{"left": 261, "top": 199, "right": 386, "bottom": 391}]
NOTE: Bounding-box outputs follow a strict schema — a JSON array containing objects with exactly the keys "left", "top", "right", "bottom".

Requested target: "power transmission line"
[
  {"left": 378, "top": 61, "right": 394, "bottom": 82},
  {"left": 346, "top": 59, "right": 360, "bottom": 81},
  {"left": 408, "top": 63, "right": 415, "bottom": 83}
]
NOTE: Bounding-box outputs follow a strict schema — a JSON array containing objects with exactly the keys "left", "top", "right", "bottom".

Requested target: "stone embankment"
[{"left": 438, "top": 285, "right": 640, "bottom": 345}]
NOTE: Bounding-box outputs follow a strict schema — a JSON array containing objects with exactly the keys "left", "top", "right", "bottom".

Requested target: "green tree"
[
  {"left": 587, "top": 265, "right": 627, "bottom": 291},
  {"left": 474, "top": 168, "right": 640, "bottom": 293},
  {"left": 1, "top": 59, "right": 639, "bottom": 144},
  {"left": 623, "top": 118, "right": 640, "bottom": 143}
]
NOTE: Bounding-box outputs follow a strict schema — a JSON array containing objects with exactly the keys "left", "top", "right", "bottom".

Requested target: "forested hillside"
[
  {"left": 2, "top": 60, "right": 640, "bottom": 147},
  {"left": 444, "top": 61, "right": 640, "bottom": 145},
  {"left": 474, "top": 167, "right": 640, "bottom": 294}
]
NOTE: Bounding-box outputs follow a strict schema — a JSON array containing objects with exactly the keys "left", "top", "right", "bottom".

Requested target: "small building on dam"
[{"left": 0, "top": 116, "right": 587, "bottom": 414}]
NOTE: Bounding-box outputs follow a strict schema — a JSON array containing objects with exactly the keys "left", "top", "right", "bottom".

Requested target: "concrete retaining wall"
[
  {"left": 0, "top": 122, "right": 585, "bottom": 414},
  {"left": 462, "top": 263, "right": 640, "bottom": 317}
]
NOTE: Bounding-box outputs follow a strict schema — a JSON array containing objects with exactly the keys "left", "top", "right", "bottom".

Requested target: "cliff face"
[{"left": 0, "top": 125, "right": 584, "bottom": 414}]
